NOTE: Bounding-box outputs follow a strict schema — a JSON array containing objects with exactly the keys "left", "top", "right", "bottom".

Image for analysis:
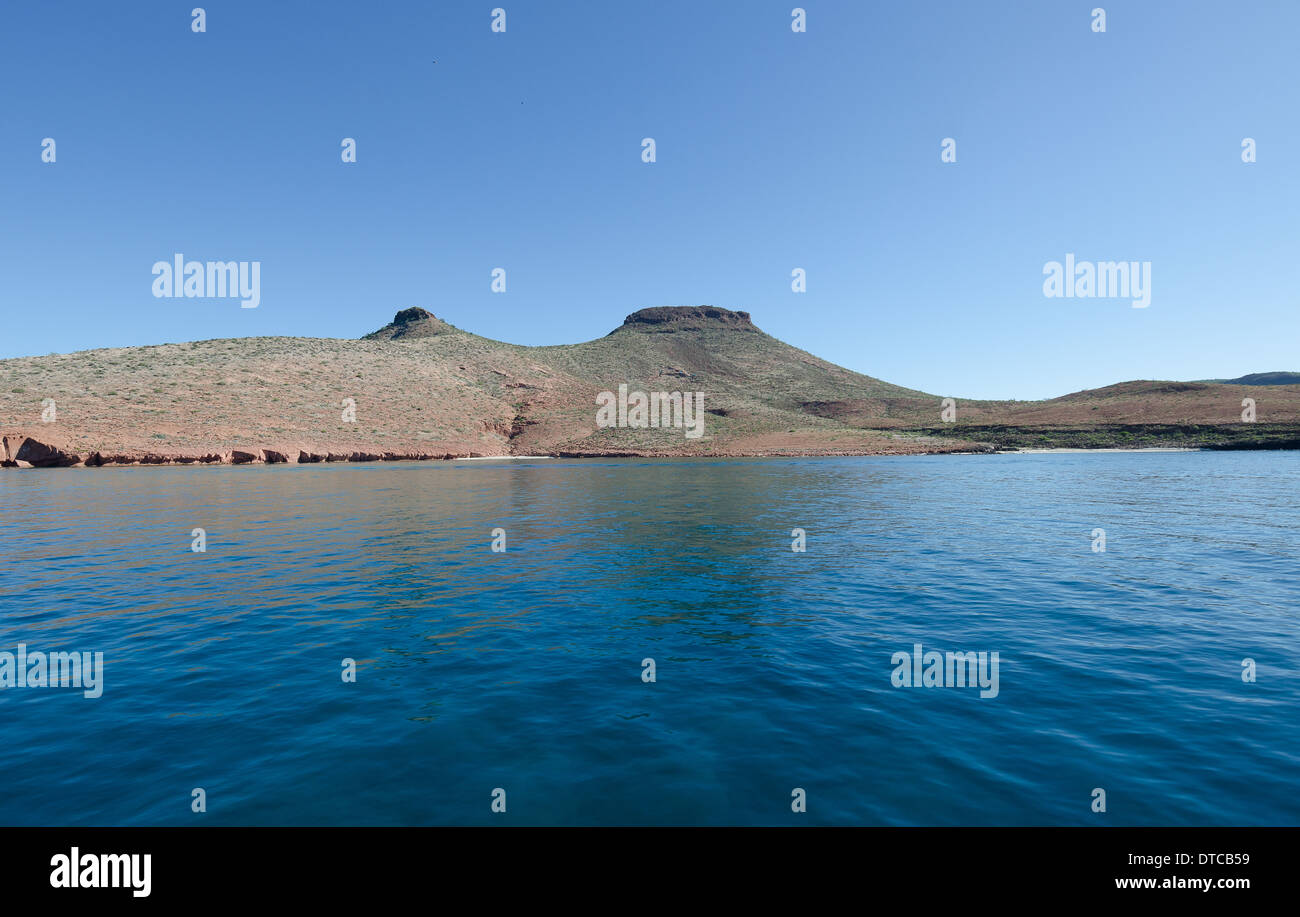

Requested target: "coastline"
[
  {"left": 0, "top": 444, "right": 981, "bottom": 468},
  {"left": 1010, "top": 446, "right": 1202, "bottom": 454},
  {"left": 9, "top": 439, "right": 1294, "bottom": 470}
]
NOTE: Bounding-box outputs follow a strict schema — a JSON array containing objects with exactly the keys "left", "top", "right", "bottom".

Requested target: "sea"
[{"left": 1, "top": 451, "right": 1297, "bottom": 825}]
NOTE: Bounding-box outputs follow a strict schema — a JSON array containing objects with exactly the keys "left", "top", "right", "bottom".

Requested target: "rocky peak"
[
  {"left": 615, "top": 306, "right": 758, "bottom": 334},
  {"left": 363, "top": 307, "right": 452, "bottom": 341}
]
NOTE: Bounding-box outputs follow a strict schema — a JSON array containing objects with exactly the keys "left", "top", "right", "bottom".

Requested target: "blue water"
[{"left": 1, "top": 452, "right": 1297, "bottom": 825}]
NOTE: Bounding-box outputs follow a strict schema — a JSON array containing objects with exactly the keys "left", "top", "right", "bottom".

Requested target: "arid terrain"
[{"left": 2, "top": 306, "right": 1297, "bottom": 466}]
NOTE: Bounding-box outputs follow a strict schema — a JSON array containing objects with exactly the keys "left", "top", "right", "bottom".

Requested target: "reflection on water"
[{"left": 1, "top": 453, "right": 1298, "bottom": 825}]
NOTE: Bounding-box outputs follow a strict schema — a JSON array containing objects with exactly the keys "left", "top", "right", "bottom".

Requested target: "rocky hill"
[{"left": 1, "top": 306, "right": 1297, "bottom": 466}]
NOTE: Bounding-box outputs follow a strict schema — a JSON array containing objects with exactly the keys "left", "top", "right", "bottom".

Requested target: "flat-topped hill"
[{"left": 613, "top": 306, "right": 759, "bottom": 333}]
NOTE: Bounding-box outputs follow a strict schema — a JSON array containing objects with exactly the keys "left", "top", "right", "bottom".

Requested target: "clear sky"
[{"left": 2, "top": 1, "right": 1296, "bottom": 399}]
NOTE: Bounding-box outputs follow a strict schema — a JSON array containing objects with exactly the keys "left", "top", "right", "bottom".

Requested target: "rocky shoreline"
[
  {"left": 0, "top": 434, "right": 477, "bottom": 468},
  {"left": 9, "top": 428, "right": 1300, "bottom": 469},
  {"left": 1, "top": 431, "right": 1000, "bottom": 468}
]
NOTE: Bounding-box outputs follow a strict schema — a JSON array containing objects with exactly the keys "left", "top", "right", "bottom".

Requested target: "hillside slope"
[{"left": 1, "top": 306, "right": 1297, "bottom": 466}]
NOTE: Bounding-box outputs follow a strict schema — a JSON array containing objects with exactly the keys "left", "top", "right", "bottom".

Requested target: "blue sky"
[{"left": 2, "top": 1, "right": 1296, "bottom": 399}]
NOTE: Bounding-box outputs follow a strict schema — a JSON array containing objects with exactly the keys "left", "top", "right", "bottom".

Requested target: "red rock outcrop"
[{"left": 5, "top": 434, "right": 82, "bottom": 467}]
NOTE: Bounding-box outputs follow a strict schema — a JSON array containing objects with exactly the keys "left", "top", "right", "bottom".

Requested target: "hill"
[
  {"left": 1203, "top": 371, "right": 1300, "bottom": 386},
  {"left": 2, "top": 306, "right": 1297, "bottom": 466}
]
